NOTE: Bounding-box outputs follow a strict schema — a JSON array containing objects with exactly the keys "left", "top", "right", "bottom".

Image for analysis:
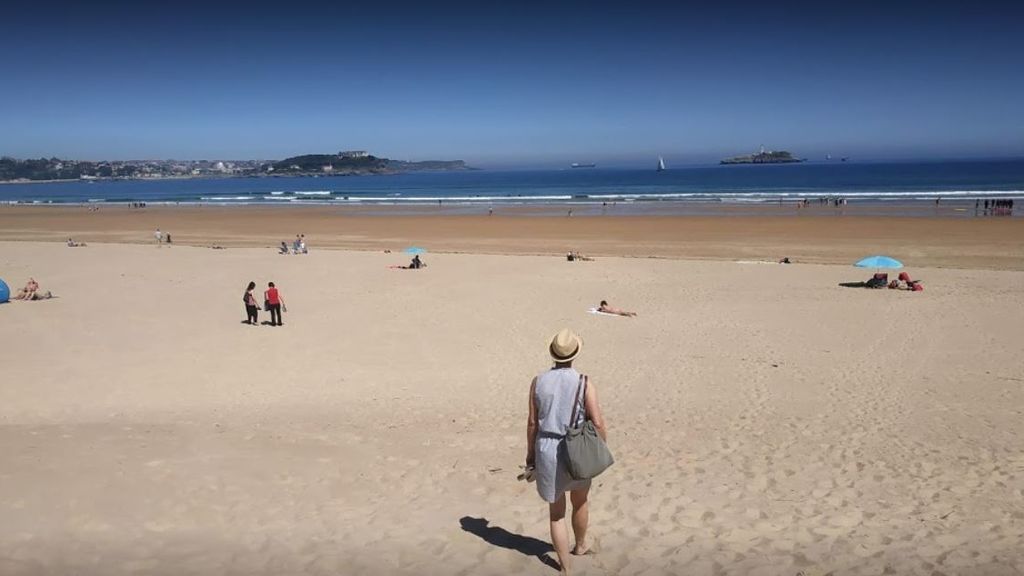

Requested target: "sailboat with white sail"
[{"left": 657, "top": 156, "right": 666, "bottom": 171}]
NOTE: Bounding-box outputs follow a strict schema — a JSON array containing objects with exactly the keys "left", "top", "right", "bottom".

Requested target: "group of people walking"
[
  {"left": 977, "top": 198, "right": 1016, "bottom": 216},
  {"left": 242, "top": 281, "right": 286, "bottom": 326}
]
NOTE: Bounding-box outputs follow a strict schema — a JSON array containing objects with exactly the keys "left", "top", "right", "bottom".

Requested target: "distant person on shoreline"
[
  {"left": 597, "top": 300, "right": 637, "bottom": 317},
  {"left": 243, "top": 281, "right": 260, "bottom": 325},
  {"left": 526, "top": 329, "right": 607, "bottom": 575},
  {"left": 264, "top": 282, "right": 286, "bottom": 326},
  {"left": 154, "top": 228, "right": 162, "bottom": 246}
]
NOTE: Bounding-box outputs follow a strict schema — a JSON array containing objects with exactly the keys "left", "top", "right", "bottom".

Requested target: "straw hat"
[{"left": 549, "top": 328, "right": 583, "bottom": 363}]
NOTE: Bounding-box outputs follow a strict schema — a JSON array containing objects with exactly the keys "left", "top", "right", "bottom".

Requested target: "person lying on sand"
[
  {"left": 567, "top": 251, "right": 594, "bottom": 262},
  {"left": 598, "top": 300, "right": 636, "bottom": 317},
  {"left": 66, "top": 238, "right": 86, "bottom": 247}
]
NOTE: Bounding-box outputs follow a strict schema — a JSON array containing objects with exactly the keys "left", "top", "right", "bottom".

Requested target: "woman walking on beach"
[
  {"left": 526, "top": 328, "right": 607, "bottom": 575},
  {"left": 264, "top": 282, "right": 286, "bottom": 326},
  {"left": 243, "top": 281, "right": 259, "bottom": 325}
]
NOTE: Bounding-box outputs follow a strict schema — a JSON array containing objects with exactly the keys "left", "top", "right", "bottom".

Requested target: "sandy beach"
[
  {"left": 2, "top": 204, "right": 1024, "bottom": 269},
  {"left": 1, "top": 230, "right": 1023, "bottom": 575}
]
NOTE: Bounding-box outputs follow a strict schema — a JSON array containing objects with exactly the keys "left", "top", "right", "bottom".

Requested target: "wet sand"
[{"left": 1, "top": 204, "right": 1022, "bottom": 269}]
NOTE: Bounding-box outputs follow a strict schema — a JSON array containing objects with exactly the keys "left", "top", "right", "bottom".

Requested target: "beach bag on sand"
[{"left": 565, "top": 375, "right": 614, "bottom": 480}]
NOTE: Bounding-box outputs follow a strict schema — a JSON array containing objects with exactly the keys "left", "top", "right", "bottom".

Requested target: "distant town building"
[{"left": 338, "top": 150, "right": 368, "bottom": 158}]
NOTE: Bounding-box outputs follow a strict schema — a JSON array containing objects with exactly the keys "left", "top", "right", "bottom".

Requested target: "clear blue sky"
[{"left": 2, "top": 0, "right": 1022, "bottom": 168}]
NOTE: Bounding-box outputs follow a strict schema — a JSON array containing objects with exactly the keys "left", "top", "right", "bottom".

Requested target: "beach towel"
[{"left": 588, "top": 307, "right": 621, "bottom": 317}]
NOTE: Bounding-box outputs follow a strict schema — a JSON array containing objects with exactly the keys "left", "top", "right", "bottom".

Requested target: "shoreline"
[{"left": 2, "top": 204, "right": 1022, "bottom": 270}]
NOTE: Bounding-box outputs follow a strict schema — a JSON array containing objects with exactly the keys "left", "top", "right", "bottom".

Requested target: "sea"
[{"left": 2, "top": 160, "right": 1022, "bottom": 214}]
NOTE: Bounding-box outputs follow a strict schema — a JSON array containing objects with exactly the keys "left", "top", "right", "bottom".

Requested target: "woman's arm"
[
  {"left": 584, "top": 378, "right": 607, "bottom": 441},
  {"left": 526, "top": 377, "right": 538, "bottom": 467}
]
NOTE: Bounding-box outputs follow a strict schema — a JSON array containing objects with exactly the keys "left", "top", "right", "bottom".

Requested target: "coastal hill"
[
  {"left": 0, "top": 151, "right": 471, "bottom": 182},
  {"left": 721, "top": 149, "right": 803, "bottom": 165},
  {"left": 271, "top": 152, "right": 470, "bottom": 175}
]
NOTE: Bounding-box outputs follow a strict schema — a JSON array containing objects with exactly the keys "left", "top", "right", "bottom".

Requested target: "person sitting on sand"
[
  {"left": 407, "top": 254, "right": 425, "bottom": 269},
  {"left": 14, "top": 278, "right": 51, "bottom": 301},
  {"left": 598, "top": 300, "right": 637, "bottom": 317},
  {"left": 279, "top": 241, "right": 289, "bottom": 255},
  {"left": 896, "top": 272, "right": 924, "bottom": 291},
  {"left": 526, "top": 329, "right": 608, "bottom": 575},
  {"left": 779, "top": 257, "right": 791, "bottom": 264}
]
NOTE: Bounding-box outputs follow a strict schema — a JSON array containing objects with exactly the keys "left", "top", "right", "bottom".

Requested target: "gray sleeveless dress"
[{"left": 533, "top": 367, "right": 591, "bottom": 503}]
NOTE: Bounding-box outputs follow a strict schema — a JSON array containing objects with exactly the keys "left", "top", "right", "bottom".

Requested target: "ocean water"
[{"left": 1, "top": 160, "right": 1022, "bottom": 207}]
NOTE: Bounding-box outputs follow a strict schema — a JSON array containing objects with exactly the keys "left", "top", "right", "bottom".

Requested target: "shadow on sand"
[{"left": 459, "top": 516, "right": 559, "bottom": 571}]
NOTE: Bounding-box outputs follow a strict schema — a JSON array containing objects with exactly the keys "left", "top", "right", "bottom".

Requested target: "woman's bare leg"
[
  {"left": 548, "top": 495, "right": 571, "bottom": 575},
  {"left": 570, "top": 487, "right": 591, "bottom": 554}
]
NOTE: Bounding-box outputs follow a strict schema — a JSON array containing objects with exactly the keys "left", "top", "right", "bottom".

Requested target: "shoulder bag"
[{"left": 565, "top": 374, "right": 614, "bottom": 480}]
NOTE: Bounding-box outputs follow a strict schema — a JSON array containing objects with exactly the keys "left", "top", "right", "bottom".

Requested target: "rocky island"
[{"left": 721, "top": 147, "right": 803, "bottom": 165}]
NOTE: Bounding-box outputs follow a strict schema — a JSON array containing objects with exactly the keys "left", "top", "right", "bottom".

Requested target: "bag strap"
[{"left": 569, "top": 374, "right": 587, "bottom": 428}]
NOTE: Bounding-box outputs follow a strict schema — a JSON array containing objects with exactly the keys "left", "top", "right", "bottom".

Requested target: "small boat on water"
[
  {"left": 571, "top": 162, "right": 596, "bottom": 168},
  {"left": 657, "top": 156, "right": 666, "bottom": 171}
]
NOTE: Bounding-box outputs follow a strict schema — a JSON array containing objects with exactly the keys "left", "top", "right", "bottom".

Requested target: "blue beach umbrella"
[
  {"left": 404, "top": 246, "right": 426, "bottom": 255},
  {"left": 855, "top": 255, "right": 903, "bottom": 269},
  {"left": 0, "top": 278, "right": 9, "bottom": 303}
]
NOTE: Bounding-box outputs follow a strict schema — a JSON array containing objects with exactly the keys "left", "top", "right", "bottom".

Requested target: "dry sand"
[{"left": 1, "top": 238, "right": 1023, "bottom": 575}]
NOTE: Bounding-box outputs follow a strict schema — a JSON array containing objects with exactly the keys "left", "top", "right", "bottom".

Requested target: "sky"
[{"left": 2, "top": 0, "right": 1023, "bottom": 168}]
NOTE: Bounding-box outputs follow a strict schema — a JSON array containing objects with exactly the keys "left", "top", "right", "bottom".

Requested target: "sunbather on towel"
[{"left": 598, "top": 300, "right": 637, "bottom": 317}]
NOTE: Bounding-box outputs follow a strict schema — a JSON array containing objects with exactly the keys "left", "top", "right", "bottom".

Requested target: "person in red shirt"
[{"left": 264, "top": 282, "right": 286, "bottom": 326}]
